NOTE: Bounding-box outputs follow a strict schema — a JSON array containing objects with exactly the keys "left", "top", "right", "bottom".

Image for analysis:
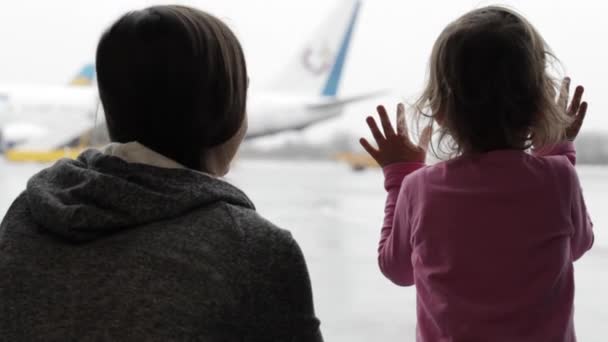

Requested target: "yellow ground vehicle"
[
  {"left": 3, "top": 131, "right": 96, "bottom": 163},
  {"left": 334, "top": 152, "right": 379, "bottom": 171},
  {"left": 4, "top": 148, "right": 85, "bottom": 163}
]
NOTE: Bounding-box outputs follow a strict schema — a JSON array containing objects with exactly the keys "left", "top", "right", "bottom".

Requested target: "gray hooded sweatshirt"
[{"left": 0, "top": 149, "right": 323, "bottom": 341}]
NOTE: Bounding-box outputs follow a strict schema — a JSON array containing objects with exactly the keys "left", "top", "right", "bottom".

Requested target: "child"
[{"left": 360, "top": 6, "right": 593, "bottom": 341}]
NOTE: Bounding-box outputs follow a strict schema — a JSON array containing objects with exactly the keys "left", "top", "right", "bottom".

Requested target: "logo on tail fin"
[
  {"left": 302, "top": 42, "right": 334, "bottom": 75},
  {"left": 268, "top": 0, "right": 361, "bottom": 96}
]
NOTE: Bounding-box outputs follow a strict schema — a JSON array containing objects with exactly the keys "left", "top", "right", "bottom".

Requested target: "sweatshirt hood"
[{"left": 25, "top": 149, "right": 254, "bottom": 243}]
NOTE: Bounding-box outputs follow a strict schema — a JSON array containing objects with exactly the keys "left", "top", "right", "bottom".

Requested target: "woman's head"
[
  {"left": 415, "top": 6, "right": 570, "bottom": 155},
  {"left": 96, "top": 5, "right": 248, "bottom": 173}
]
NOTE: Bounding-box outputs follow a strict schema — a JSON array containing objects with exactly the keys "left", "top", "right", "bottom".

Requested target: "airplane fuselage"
[{"left": 0, "top": 86, "right": 343, "bottom": 147}]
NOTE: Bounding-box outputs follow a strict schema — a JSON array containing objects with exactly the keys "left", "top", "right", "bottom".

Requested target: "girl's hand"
[
  {"left": 558, "top": 77, "right": 588, "bottom": 141},
  {"left": 359, "top": 103, "right": 432, "bottom": 167}
]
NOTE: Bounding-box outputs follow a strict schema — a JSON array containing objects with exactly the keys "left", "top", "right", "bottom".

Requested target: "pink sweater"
[{"left": 380, "top": 142, "right": 594, "bottom": 342}]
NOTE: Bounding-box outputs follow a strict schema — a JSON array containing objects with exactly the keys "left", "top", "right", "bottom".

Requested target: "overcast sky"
[{"left": 0, "top": 0, "right": 606, "bottom": 138}]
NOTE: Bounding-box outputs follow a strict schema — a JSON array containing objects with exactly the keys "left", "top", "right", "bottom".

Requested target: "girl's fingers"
[
  {"left": 377, "top": 105, "right": 396, "bottom": 138},
  {"left": 558, "top": 77, "right": 571, "bottom": 110},
  {"left": 396, "top": 103, "right": 408, "bottom": 138},
  {"left": 418, "top": 126, "right": 433, "bottom": 152},
  {"left": 359, "top": 138, "right": 380, "bottom": 159},
  {"left": 366, "top": 116, "right": 386, "bottom": 144},
  {"left": 568, "top": 86, "right": 584, "bottom": 116},
  {"left": 567, "top": 102, "right": 588, "bottom": 140},
  {"left": 574, "top": 102, "right": 588, "bottom": 130}
]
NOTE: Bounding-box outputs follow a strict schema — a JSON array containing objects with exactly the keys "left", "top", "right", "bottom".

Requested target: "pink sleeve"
[
  {"left": 535, "top": 141, "right": 593, "bottom": 259},
  {"left": 533, "top": 141, "right": 577, "bottom": 165},
  {"left": 569, "top": 166, "right": 594, "bottom": 261},
  {"left": 378, "top": 162, "right": 425, "bottom": 286}
]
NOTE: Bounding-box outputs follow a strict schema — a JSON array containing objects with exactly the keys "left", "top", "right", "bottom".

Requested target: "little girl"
[{"left": 360, "top": 6, "right": 593, "bottom": 341}]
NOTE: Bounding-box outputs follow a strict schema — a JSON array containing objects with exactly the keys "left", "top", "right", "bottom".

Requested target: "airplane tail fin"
[
  {"left": 268, "top": 0, "right": 362, "bottom": 97},
  {"left": 69, "top": 63, "right": 96, "bottom": 86}
]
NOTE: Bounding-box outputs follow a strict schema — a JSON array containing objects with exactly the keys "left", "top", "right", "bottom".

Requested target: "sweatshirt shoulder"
[
  {"left": 538, "top": 153, "right": 576, "bottom": 171},
  {"left": 0, "top": 192, "right": 33, "bottom": 236},
  {"left": 400, "top": 163, "right": 434, "bottom": 190},
  {"left": 220, "top": 202, "right": 295, "bottom": 248},
  {"left": 532, "top": 153, "right": 579, "bottom": 185},
  {"left": 218, "top": 203, "right": 305, "bottom": 292}
]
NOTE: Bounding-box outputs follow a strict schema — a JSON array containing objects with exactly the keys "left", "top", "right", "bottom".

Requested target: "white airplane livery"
[
  {"left": 0, "top": 64, "right": 97, "bottom": 151},
  {"left": 0, "top": 0, "right": 377, "bottom": 161}
]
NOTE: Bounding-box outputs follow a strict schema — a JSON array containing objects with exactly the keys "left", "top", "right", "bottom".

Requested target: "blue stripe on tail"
[
  {"left": 322, "top": 1, "right": 362, "bottom": 97},
  {"left": 78, "top": 64, "right": 96, "bottom": 81}
]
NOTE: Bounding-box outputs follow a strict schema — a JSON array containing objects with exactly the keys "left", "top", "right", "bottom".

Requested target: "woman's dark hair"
[
  {"left": 414, "top": 6, "right": 570, "bottom": 155},
  {"left": 96, "top": 5, "right": 248, "bottom": 169}
]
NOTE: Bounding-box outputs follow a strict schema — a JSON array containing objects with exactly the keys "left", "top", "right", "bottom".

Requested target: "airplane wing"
[
  {"left": 246, "top": 90, "right": 387, "bottom": 140},
  {"left": 306, "top": 90, "right": 388, "bottom": 111}
]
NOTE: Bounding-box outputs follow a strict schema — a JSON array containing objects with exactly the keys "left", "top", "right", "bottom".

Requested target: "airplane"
[
  {"left": 1, "top": 0, "right": 383, "bottom": 162},
  {"left": 0, "top": 64, "right": 97, "bottom": 151}
]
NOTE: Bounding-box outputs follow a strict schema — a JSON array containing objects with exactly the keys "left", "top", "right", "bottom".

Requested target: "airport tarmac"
[{"left": 1, "top": 158, "right": 607, "bottom": 341}]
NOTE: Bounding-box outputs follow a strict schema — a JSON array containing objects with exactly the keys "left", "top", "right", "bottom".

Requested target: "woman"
[{"left": 0, "top": 6, "right": 323, "bottom": 341}]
